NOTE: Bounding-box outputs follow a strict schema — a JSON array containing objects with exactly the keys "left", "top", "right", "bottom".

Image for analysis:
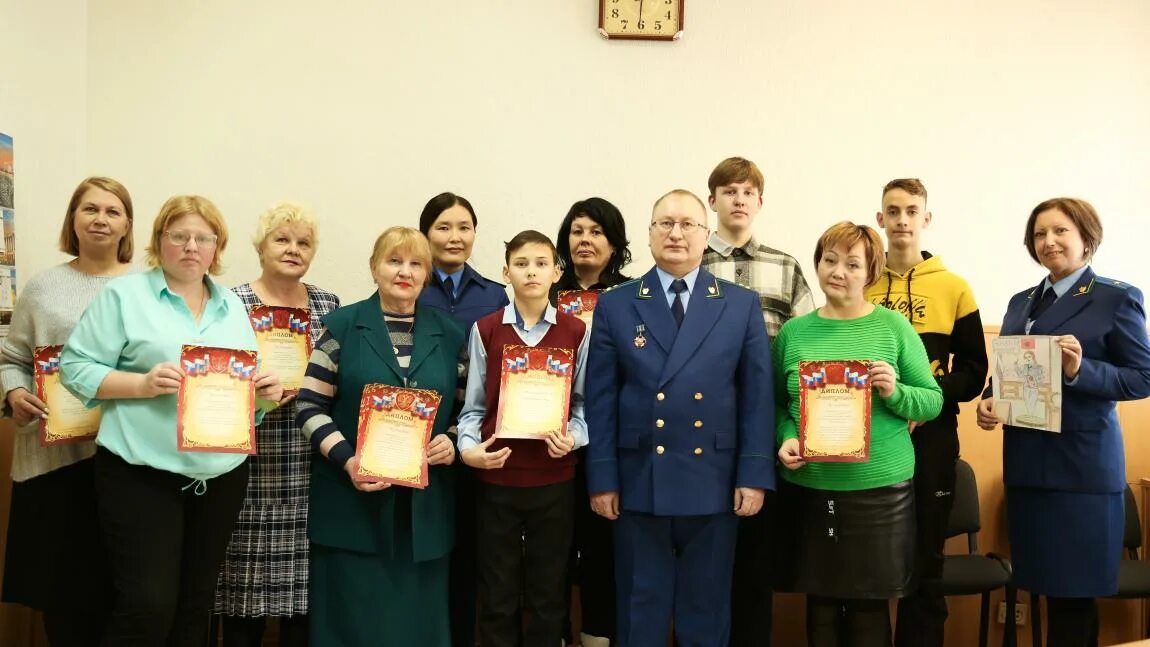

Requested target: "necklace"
[{"left": 390, "top": 314, "right": 415, "bottom": 355}]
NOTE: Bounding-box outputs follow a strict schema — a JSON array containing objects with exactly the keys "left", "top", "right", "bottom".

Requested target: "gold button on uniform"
[
  {"left": 694, "top": 392, "right": 703, "bottom": 400},
  {"left": 656, "top": 445, "right": 665, "bottom": 455},
  {"left": 656, "top": 419, "right": 665, "bottom": 428},
  {"left": 694, "top": 448, "right": 703, "bottom": 455},
  {"left": 656, "top": 393, "right": 665, "bottom": 401},
  {"left": 694, "top": 420, "right": 703, "bottom": 428}
]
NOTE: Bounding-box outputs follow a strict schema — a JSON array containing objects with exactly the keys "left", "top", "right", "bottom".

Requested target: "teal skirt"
[{"left": 311, "top": 542, "right": 450, "bottom": 646}]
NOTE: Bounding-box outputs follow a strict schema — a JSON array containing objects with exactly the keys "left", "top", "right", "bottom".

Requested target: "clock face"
[{"left": 599, "top": 0, "right": 683, "bottom": 41}]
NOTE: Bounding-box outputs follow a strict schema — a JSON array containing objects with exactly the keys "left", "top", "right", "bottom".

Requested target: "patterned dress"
[{"left": 214, "top": 282, "right": 340, "bottom": 617}]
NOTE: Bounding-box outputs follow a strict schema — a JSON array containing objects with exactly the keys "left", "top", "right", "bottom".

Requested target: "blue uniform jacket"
[
  {"left": 586, "top": 266, "right": 776, "bottom": 516},
  {"left": 991, "top": 268, "right": 1150, "bottom": 493},
  {"left": 417, "top": 263, "right": 509, "bottom": 331}
]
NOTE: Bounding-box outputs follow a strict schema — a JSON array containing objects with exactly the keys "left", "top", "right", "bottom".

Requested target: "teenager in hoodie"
[{"left": 866, "top": 178, "right": 988, "bottom": 647}]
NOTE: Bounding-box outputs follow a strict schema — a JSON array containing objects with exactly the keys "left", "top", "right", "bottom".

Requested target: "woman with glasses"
[
  {"left": 61, "top": 195, "right": 285, "bottom": 645},
  {"left": 0, "top": 177, "right": 134, "bottom": 644}
]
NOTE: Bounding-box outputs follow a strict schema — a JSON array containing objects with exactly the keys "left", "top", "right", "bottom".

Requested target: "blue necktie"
[
  {"left": 443, "top": 276, "right": 456, "bottom": 305},
  {"left": 1030, "top": 287, "right": 1056, "bottom": 321},
  {"left": 670, "top": 279, "right": 688, "bottom": 328}
]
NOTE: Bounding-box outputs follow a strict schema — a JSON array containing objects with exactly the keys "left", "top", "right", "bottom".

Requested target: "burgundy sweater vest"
[{"left": 475, "top": 311, "right": 586, "bottom": 487}]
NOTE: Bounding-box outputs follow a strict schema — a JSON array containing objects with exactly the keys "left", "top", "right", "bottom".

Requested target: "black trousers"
[
  {"left": 477, "top": 480, "right": 574, "bottom": 647},
  {"left": 216, "top": 614, "right": 310, "bottom": 647},
  {"left": 566, "top": 453, "right": 615, "bottom": 641},
  {"left": 95, "top": 447, "right": 249, "bottom": 647},
  {"left": 895, "top": 421, "right": 958, "bottom": 647},
  {"left": 807, "top": 596, "right": 892, "bottom": 647},
  {"left": 1, "top": 458, "right": 112, "bottom": 647},
  {"left": 450, "top": 466, "right": 480, "bottom": 647},
  {"left": 1045, "top": 598, "right": 1099, "bottom": 647},
  {"left": 731, "top": 489, "right": 778, "bottom": 647}
]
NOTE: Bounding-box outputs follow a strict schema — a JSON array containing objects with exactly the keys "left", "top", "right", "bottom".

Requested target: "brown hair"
[
  {"left": 145, "top": 195, "right": 229, "bottom": 275},
  {"left": 504, "top": 230, "right": 558, "bottom": 265},
  {"left": 881, "top": 178, "right": 928, "bottom": 202},
  {"left": 814, "top": 221, "right": 886, "bottom": 287},
  {"left": 369, "top": 226, "right": 433, "bottom": 284},
  {"left": 59, "top": 176, "right": 135, "bottom": 262},
  {"left": 1023, "top": 197, "right": 1103, "bottom": 263},
  {"left": 707, "top": 157, "right": 764, "bottom": 196}
]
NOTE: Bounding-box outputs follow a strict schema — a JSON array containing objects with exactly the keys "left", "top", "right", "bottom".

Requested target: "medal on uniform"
[{"left": 633, "top": 324, "right": 647, "bottom": 348}]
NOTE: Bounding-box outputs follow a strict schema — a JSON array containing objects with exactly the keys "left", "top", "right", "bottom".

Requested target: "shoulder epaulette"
[
  {"left": 606, "top": 279, "right": 640, "bottom": 292},
  {"left": 1094, "top": 276, "right": 1131, "bottom": 291}
]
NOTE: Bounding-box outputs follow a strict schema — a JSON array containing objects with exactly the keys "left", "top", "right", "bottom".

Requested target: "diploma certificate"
[
  {"left": 494, "top": 345, "right": 574, "bottom": 440},
  {"left": 354, "top": 384, "right": 441, "bottom": 488},
  {"left": 991, "top": 335, "right": 1062, "bottom": 433},
  {"left": 798, "top": 360, "right": 871, "bottom": 462},
  {"left": 34, "top": 345, "right": 101, "bottom": 445},
  {"left": 248, "top": 305, "right": 311, "bottom": 393},
  {"left": 557, "top": 290, "right": 601, "bottom": 326},
  {"left": 176, "top": 345, "right": 257, "bottom": 454}
]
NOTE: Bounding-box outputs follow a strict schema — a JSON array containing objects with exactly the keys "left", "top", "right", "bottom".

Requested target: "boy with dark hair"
[
  {"left": 701, "top": 157, "right": 813, "bottom": 646},
  {"left": 457, "top": 230, "right": 589, "bottom": 647},
  {"left": 867, "top": 178, "right": 988, "bottom": 647}
]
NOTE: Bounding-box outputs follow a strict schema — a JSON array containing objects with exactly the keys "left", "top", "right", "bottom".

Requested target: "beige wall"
[
  {"left": 70, "top": 0, "right": 1150, "bottom": 323},
  {"left": 0, "top": 0, "right": 89, "bottom": 275},
  {"left": 2, "top": 0, "right": 1150, "bottom": 644}
]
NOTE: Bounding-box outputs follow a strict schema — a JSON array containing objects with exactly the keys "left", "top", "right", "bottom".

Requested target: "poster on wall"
[{"left": 0, "top": 132, "right": 14, "bottom": 339}]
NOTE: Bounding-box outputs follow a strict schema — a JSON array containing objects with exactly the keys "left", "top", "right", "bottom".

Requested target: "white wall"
[
  {"left": 19, "top": 0, "right": 1145, "bottom": 322},
  {"left": 0, "top": 0, "right": 89, "bottom": 276}
]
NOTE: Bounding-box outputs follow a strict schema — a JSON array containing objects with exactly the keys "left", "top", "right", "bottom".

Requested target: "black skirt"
[
  {"left": 790, "top": 479, "right": 916, "bottom": 599},
  {"left": 2, "top": 457, "right": 111, "bottom": 613}
]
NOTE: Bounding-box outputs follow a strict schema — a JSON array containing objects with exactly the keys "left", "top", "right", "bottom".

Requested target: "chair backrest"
[
  {"left": 1122, "top": 484, "right": 1141, "bottom": 553},
  {"left": 947, "top": 458, "right": 981, "bottom": 542}
]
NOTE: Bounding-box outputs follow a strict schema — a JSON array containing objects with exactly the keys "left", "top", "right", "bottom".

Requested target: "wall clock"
[{"left": 599, "top": 0, "right": 683, "bottom": 41}]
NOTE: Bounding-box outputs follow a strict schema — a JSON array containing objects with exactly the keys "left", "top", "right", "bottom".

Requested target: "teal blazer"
[{"left": 308, "top": 295, "right": 466, "bottom": 562}]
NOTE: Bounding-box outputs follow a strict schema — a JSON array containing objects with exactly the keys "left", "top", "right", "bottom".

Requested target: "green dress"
[{"left": 302, "top": 298, "right": 465, "bottom": 646}]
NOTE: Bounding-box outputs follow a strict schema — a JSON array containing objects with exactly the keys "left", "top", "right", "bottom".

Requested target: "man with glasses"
[{"left": 586, "top": 189, "right": 776, "bottom": 646}]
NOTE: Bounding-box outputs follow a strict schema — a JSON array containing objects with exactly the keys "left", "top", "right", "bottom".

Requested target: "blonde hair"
[
  {"left": 814, "top": 221, "right": 886, "bottom": 287},
  {"left": 651, "top": 189, "right": 708, "bottom": 222},
  {"left": 145, "top": 195, "right": 229, "bottom": 275},
  {"left": 369, "top": 227, "right": 433, "bottom": 284},
  {"left": 251, "top": 200, "right": 319, "bottom": 253},
  {"left": 59, "top": 176, "right": 135, "bottom": 262}
]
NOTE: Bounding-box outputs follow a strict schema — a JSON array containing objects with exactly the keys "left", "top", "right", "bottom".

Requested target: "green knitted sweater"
[{"left": 774, "top": 305, "right": 943, "bottom": 491}]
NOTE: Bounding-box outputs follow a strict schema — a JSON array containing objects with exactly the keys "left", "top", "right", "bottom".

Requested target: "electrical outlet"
[{"left": 997, "top": 602, "right": 1028, "bottom": 625}]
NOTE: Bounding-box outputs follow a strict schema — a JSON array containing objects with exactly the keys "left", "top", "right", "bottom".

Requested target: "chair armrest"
[{"left": 986, "top": 552, "right": 1013, "bottom": 577}]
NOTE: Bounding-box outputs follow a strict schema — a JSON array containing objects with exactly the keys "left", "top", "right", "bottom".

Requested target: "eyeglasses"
[
  {"left": 650, "top": 220, "right": 705, "bottom": 235},
  {"left": 164, "top": 230, "right": 219, "bottom": 248}
]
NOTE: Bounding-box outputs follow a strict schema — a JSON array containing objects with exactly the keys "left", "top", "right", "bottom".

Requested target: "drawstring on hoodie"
[
  {"left": 882, "top": 266, "right": 918, "bottom": 325},
  {"left": 181, "top": 478, "right": 208, "bottom": 496},
  {"left": 905, "top": 268, "right": 916, "bottom": 325}
]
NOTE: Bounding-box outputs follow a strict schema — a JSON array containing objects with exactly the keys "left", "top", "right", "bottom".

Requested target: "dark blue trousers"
[{"left": 615, "top": 511, "right": 738, "bottom": 647}]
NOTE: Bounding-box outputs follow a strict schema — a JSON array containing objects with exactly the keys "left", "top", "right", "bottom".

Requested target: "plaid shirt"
[{"left": 701, "top": 232, "right": 815, "bottom": 339}]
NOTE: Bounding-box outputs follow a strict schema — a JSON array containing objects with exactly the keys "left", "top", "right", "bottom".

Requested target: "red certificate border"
[
  {"left": 176, "top": 345, "right": 258, "bottom": 454},
  {"left": 556, "top": 289, "right": 601, "bottom": 321},
  {"left": 798, "top": 359, "right": 872, "bottom": 463},
  {"left": 34, "top": 344, "right": 99, "bottom": 446},
  {"left": 353, "top": 384, "right": 440, "bottom": 489},
  {"left": 248, "top": 304, "right": 312, "bottom": 395},
  {"left": 494, "top": 344, "right": 575, "bottom": 439}
]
